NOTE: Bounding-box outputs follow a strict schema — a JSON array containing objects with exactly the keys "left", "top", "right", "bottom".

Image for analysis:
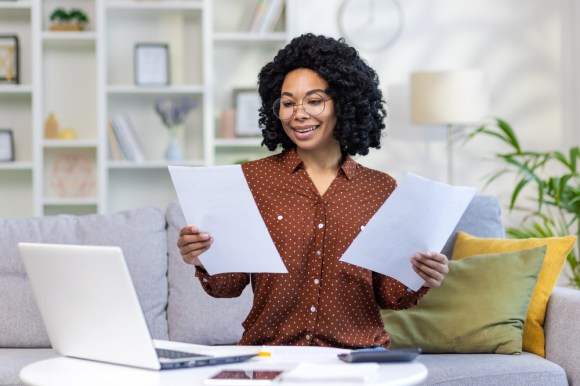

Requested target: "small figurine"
[{"left": 44, "top": 112, "right": 60, "bottom": 139}]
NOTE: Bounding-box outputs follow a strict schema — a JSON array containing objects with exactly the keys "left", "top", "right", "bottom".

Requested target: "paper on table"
[
  {"left": 283, "top": 362, "right": 379, "bottom": 383},
  {"left": 168, "top": 165, "right": 287, "bottom": 275},
  {"left": 340, "top": 172, "right": 476, "bottom": 291}
]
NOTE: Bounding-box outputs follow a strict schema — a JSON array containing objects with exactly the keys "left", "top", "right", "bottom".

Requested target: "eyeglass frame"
[{"left": 272, "top": 91, "right": 334, "bottom": 121}]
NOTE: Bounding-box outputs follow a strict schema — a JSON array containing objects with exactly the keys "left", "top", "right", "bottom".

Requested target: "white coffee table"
[{"left": 20, "top": 355, "right": 427, "bottom": 386}]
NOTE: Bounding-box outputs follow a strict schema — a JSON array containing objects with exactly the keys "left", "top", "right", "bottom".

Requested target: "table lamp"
[{"left": 410, "top": 70, "right": 489, "bottom": 184}]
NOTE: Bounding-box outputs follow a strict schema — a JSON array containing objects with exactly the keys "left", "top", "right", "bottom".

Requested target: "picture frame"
[
  {"left": 134, "top": 43, "right": 170, "bottom": 86},
  {"left": 0, "top": 35, "right": 19, "bottom": 84},
  {"left": 233, "top": 88, "right": 262, "bottom": 137},
  {"left": 0, "top": 129, "right": 15, "bottom": 162}
]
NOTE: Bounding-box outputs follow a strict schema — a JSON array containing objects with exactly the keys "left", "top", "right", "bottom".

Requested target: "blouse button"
[
  {"left": 313, "top": 279, "right": 320, "bottom": 285},
  {"left": 305, "top": 334, "right": 312, "bottom": 340},
  {"left": 318, "top": 223, "right": 324, "bottom": 229},
  {"left": 360, "top": 225, "right": 365, "bottom": 230},
  {"left": 316, "top": 250, "right": 322, "bottom": 256},
  {"left": 202, "top": 278, "right": 209, "bottom": 283},
  {"left": 310, "top": 306, "right": 317, "bottom": 313},
  {"left": 277, "top": 215, "right": 283, "bottom": 220}
]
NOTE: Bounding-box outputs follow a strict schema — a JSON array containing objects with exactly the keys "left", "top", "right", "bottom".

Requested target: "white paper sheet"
[
  {"left": 283, "top": 362, "right": 379, "bottom": 383},
  {"left": 340, "top": 172, "right": 476, "bottom": 291},
  {"left": 168, "top": 165, "right": 288, "bottom": 275}
]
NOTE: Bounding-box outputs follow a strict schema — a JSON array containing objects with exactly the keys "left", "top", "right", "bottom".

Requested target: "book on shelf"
[
  {"left": 110, "top": 114, "right": 145, "bottom": 162},
  {"left": 107, "top": 120, "right": 125, "bottom": 161},
  {"left": 248, "top": 0, "right": 284, "bottom": 33}
]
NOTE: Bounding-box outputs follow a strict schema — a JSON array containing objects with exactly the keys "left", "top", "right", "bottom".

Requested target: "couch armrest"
[{"left": 544, "top": 287, "right": 580, "bottom": 386}]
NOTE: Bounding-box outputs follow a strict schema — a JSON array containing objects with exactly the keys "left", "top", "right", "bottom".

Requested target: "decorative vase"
[{"left": 164, "top": 126, "right": 184, "bottom": 161}]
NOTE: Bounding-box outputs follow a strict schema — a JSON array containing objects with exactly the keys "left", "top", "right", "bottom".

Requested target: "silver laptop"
[{"left": 18, "top": 242, "right": 258, "bottom": 370}]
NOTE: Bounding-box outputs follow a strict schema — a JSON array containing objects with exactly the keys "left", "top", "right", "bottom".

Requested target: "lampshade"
[{"left": 410, "top": 70, "right": 489, "bottom": 125}]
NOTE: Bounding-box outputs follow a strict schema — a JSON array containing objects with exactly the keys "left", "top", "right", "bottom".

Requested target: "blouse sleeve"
[
  {"left": 372, "top": 273, "right": 430, "bottom": 310},
  {"left": 195, "top": 267, "right": 250, "bottom": 298}
]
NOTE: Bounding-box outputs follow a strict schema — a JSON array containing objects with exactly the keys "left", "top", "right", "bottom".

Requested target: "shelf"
[
  {"left": 0, "top": 162, "right": 34, "bottom": 171},
  {"left": 0, "top": 1, "right": 31, "bottom": 11},
  {"left": 108, "top": 159, "right": 206, "bottom": 169},
  {"left": 43, "top": 198, "right": 99, "bottom": 206},
  {"left": 215, "top": 138, "right": 263, "bottom": 147},
  {"left": 105, "top": 1, "right": 204, "bottom": 11},
  {"left": 107, "top": 85, "right": 204, "bottom": 95},
  {"left": 0, "top": 85, "right": 33, "bottom": 94},
  {"left": 42, "top": 31, "right": 97, "bottom": 45},
  {"left": 43, "top": 140, "right": 98, "bottom": 148},
  {"left": 213, "top": 32, "right": 287, "bottom": 43}
]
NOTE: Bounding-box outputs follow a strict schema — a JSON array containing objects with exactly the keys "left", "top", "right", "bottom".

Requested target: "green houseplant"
[
  {"left": 467, "top": 118, "right": 580, "bottom": 288},
  {"left": 49, "top": 8, "right": 89, "bottom": 31}
]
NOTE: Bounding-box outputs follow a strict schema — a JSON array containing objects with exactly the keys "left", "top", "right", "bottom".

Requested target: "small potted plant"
[{"left": 49, "top": 8, "right": 89, "bottom": 31}]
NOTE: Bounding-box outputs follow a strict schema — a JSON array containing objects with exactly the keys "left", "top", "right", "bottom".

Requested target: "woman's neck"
[{"left": 296, "top": 144, "right": 343, "bottom": 174}]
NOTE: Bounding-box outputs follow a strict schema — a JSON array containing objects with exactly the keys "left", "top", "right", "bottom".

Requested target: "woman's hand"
[
  {"left": 177, "top": 225, "right": 213, "bottom": 268},
  {"left": 411, "top": 252, "right": 449, "bottom": 288}
]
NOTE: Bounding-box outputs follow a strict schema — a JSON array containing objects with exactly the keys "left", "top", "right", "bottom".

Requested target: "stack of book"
[{"left": 108, "top": 114, "right": 145, "bottom": 162}]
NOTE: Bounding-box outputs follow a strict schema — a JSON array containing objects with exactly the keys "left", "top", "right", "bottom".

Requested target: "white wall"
[{"left": 287, "top": 0, "right": 575, "bottom": 228}]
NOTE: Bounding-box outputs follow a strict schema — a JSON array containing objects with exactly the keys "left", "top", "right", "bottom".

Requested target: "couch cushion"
[
  {"left": 419, "top": 352, "right": 567, "bottom": 386},
  {"left": 440, "top": 195, "right": 504, "bottom": 257},
  {"left": 452, "top": 232, "right": 575, "bottom": 358},
  {"left": 0, "top": 349, "right": 57, "bottom": 386},
  {"left": 0, "top": 207, "right": 168, "bottom": 348},
  {"left": 381, "top": 247, "right": 545, "bottom": 354},
  {"left": 165, "top": 202, "right": 253, "bottom": 345}
]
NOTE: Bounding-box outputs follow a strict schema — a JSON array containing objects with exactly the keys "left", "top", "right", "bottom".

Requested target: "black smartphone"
[
  {"left": 337, "top": 348, "right": 422, "bottom": 363},
  {"left": 203, "top": 370, "right": 284, "bottom": 385}
]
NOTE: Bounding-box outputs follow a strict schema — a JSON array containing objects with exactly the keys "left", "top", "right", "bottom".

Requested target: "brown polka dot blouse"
[{"left": 195, "top": 148, "right": 428, "bottom": 349}]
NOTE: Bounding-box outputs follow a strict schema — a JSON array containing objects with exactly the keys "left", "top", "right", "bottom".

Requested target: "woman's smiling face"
[{"left": 278, "top": 68, "right": 339, "bottom": 154}]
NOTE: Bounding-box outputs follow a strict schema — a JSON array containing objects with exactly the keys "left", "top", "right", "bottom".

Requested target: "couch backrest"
[
  {"left": 0, "top": 207, "right": 169, "bottom": 348},
  {"left": 441, "top": 195, "right": 505, "bottom": 257}
]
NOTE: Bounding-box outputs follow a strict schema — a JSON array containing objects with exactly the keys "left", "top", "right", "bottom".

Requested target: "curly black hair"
[{"left": 257, "top": 33, "right": 387, "bottom": 156}]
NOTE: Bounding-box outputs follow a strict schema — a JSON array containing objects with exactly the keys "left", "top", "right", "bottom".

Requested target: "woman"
[{"left": 177, "top": 34, "right": 448, "bottom": 349}]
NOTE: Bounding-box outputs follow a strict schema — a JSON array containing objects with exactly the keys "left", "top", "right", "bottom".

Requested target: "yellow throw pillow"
[{"left": 452, "top": 231, "right": 576, "bottom": 357}]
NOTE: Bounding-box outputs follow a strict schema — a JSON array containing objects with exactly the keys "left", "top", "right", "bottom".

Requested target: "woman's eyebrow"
[{"left": 281, "top": 89, "right": 328, "bottom": 98}]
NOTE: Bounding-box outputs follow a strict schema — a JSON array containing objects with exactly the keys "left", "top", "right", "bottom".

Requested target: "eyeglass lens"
[{"left": 273, "top": 92, "right": 330, "bottom": 120}]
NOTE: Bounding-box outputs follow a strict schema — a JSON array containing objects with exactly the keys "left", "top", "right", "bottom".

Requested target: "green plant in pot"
[
  {"left": 49, "top": 8, "right": 89, "bottom": 31},
  {"left": 467, "top": 118, "right": 580, "bottom": 288}
]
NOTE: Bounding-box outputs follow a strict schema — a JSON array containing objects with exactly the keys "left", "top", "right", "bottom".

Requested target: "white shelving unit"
[{"left": 0, "top": 0, "right": 291, "bottom": 217}]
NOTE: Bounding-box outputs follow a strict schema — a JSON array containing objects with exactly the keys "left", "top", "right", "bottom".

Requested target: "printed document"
[
  {"left": 340, "top": 172, "right": 476, "bottom": 291},
  {"left": 168, "top": 165, "right": 287, "bottom": 275}
]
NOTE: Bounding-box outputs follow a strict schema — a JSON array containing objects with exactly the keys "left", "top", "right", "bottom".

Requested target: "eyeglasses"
[{"left": 272, "top": 92, "right": 333, "bottom": 121}]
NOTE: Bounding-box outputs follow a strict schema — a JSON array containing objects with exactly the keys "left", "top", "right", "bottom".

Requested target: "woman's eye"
[
  {"left": 282, "top": 101, "right": 294, "bottom": 108},
  {"left": 308, "top": 99, "right": 323, "bottom": 106}
]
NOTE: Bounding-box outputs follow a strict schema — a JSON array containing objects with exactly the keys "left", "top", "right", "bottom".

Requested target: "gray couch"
[{"left": 1, "top": 196, "right": 579, "bottom": 386}]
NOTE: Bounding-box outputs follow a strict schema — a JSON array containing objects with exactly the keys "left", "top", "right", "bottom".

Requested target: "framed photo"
[
  {"left": 0, "top": 35, "right": 19, "bottom": 84},
  {"left": 134, "top": 43, "right": 170, "bottom": 85},
  {"left": 0, "top": 129, "right": 15, "bottom": 162},
  {"left": 233, "top": 88, "right": 262, "bottom": 137}
]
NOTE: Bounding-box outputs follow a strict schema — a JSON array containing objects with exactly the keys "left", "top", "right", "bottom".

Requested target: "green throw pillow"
[{"left": 381, "top": 246, "right": 546, "bottom": 354}]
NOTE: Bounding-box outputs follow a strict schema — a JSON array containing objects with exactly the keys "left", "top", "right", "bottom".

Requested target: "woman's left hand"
[{"left": 411, "top": 252, "right": 449, "bottom": 288}]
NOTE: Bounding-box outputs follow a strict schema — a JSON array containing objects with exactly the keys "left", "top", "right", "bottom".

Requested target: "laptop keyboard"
[{"left": 156, "top": 348, "right": 204, "bottom": 359}]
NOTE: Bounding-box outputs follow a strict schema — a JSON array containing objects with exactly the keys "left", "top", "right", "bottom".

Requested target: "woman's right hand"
[{"left": 177, "top": 225, "right": 213, "bottom": 268}]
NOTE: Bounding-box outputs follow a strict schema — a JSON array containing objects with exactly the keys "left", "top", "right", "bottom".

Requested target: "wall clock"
[{"left": 337, "top": 0, "right": 404, "bottom": 52}]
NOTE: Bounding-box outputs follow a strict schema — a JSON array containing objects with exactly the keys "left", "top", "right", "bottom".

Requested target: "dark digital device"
[{"left": 338, "top": 348, "right": 422, "bottom": 363}]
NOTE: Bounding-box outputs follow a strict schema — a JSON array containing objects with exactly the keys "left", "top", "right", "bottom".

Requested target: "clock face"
[{"left": 338, "top": 0, "right": 404, "bottom": 52}]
